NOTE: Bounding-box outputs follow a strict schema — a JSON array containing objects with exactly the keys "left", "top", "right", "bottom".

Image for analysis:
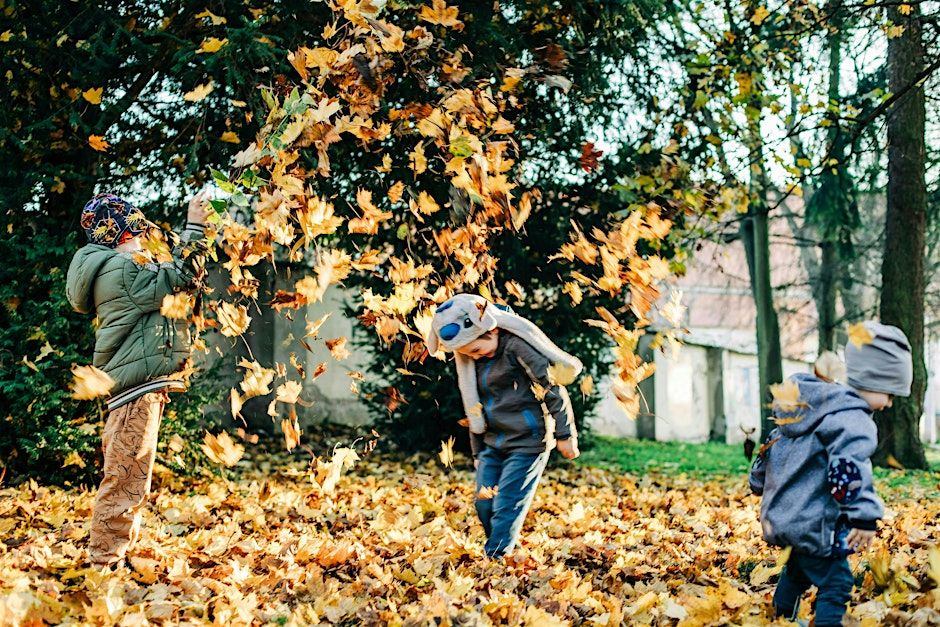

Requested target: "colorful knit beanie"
[
  {"left": 80, "top": 193, "right": 149, "bottom": 248},
  {"left": 428, "top": 293, "right": 583, "bottom": 434}
]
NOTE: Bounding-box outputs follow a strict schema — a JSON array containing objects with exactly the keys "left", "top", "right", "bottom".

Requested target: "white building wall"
[
  {"left": 721, "top": 352, "right": 809, "bottom": 443},
  {"left": 272, "top": 285, "right": 373, "bottom": 427},
  {"left": 653, "top": 345, "right": 711, "bottom": 443}
]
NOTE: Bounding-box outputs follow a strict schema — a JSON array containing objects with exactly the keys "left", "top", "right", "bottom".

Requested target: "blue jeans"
[
  {"left": 773, "top": 552, "right": 854, "bottom": 627},
  {"left": 474, "top": 447, "right": 549, "bottom": 558}
]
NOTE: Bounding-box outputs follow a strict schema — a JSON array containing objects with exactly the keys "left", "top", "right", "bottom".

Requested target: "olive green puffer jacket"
[{"left": 66, "top": 226, "right": 204, "bottom": 396}]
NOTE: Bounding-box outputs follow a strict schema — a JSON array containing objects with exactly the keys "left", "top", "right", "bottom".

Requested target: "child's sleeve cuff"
[{"left": 847, "top": 518, "right": 878, "bottom": 531}]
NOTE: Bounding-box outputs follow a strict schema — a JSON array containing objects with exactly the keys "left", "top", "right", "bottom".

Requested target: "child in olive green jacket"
[{"left": 66, "top": 192, "right": 210, "bottom": 567}]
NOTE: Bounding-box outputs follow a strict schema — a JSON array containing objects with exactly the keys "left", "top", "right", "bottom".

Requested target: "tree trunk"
[
  {"left": 741, "top": 139, "right": 784, "bottom": 440},
  {"left": 876, "top": 4, "right": 928, "bottom": 469},
  {"left": 817, "top": 241, "right": 837, "bottom": 351}
]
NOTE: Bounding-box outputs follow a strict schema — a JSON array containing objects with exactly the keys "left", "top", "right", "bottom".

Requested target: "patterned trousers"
[{"left": 88, "top": 391, "right": 167, "bottom": 565}]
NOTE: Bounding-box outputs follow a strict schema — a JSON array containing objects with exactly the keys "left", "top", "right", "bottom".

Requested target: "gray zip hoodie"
[
  {"left": 749, "top": 373, "right": 883, "bottom": 556},
  {"left": 470, "top": 331, "right": 575, "bottom": 456}
]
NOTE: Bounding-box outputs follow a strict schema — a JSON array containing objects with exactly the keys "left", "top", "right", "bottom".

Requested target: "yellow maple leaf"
[
  {"left": 201, "top": 431, "right": 244, "bottom": 466},
  {"left": 311, "top": 447, "right": 360, "bottom": 494},
  {"left": 409, "top": 142, "right": 427, "bottom": 175},
  {"left": 196, "top": 37, "right": 228, "bottom": 53},
  {"left": 282, "top": 417, "right": 302, "bottom": 452},
  {"left": 230, "top": 388, "right": 243, "bottom": 418},
  {"left": 886, "top": 24, "right": 905, "bottom": 38},
  {"left": 275, "top": 380, "right": 302, "bottom": 404},
  {"left": 419, "top": 0, "right": 463, "bottom": 28},
  {"left": 411, "top": 191, "right": 440, "bottom": 216},
  {"left": 70, "top": 364, "right": 115, "bottom": 400},
  {"left": 62, "top": 451, "right": 86, "bottom": 469},
  {"left": 387, "top": 181, "right": 405, "bottom": 204},
  {"left": 82, "top": 87, "right": 103, "bottom": 105},
  {"left": 375, "top": 316, "right": 401, "bottom": 344},
  {"left": 220, "top": 131, "right": 240, "bottom": 143},
  {"left": 305, "top": 313, "right": 332, "bottom": 338},
  {"left": 183, "top": 81, "right": 214, "bottom": 102},
  {"left": 160, "top": 293, "right": 192, "bottom": 320},
  {"left": 750, "top": 6, "right": 770, "bottom": 24},
  {"left": 580, "top": 375, "right": 594, "bottom": 397},
  {"left": 88, "top": 135, "right": 109, "bottom": 152},
  {"left": 326, "top": 336, "right": 350, "bottom": 361},
  {"left": 847, "top": 322, "right": 874, "bottom": 348},
  {"left": 239, "top": 358, "right": 275, "bottom": 399},
  {"left": 769, "top": 379, "right": 805, "bottom": 413},
  {"left": 547, "top": 362, "right": 577, "bottom": 386},
  {"left": 438, "top": 436, "right": 455, "bottom": 468},
  {"left": 217, "top": 302, "right": 251, "bottom": 337}
]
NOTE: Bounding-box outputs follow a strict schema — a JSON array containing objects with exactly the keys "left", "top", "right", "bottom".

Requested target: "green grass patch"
[
  {"left": 579, "top": 436, "right": 750, "bottom": 478},
  {"left": 581, "top": 436, "right": 940, "bottom": 498}
]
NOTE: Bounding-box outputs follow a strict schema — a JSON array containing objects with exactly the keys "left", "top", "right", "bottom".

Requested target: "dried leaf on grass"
[{"left": 3, "top": 454, "right": 935, "bottom": 625}]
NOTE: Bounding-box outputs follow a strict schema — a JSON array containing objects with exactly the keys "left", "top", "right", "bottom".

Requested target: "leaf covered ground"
[{"left": 1, "top": 451, "right": 938, "bottom": 626}]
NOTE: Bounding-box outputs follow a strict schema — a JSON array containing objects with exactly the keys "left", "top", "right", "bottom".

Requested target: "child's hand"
[
  {"left": 187, "top": 191, "right": 213, "bottom": 225},
  {"left": 556, "top": 438, "right": 580, "bottom": 460},
  {"left": 846, "top": 528, "right": 876, "bottom": 551}
]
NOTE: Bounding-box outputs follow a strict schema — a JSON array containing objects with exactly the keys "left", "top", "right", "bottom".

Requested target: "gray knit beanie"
[{"left": 844, "top": 321, "right": 913, "bottom": 397}]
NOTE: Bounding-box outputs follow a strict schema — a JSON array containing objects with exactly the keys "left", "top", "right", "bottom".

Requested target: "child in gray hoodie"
[
  {"left": 749, "top": 321, "right": 912, "bottom": 626},
  {"left": 429, "top": 293, "right": 581, "bottom": 559}
]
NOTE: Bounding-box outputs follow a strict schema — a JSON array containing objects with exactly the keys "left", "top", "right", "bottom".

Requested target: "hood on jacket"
[
  {"left": 66, "top": 244, "right": 116, "bottom": 314},
  {"left": 776, "top": 372, "right": 872, "bottom": 438}
]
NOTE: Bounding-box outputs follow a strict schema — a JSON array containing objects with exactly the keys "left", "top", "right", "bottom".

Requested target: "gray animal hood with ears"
[{"left": 427, "top": 293, "right": 582, "bottom": 433}]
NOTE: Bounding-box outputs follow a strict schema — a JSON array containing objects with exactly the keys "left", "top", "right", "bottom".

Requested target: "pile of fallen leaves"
[{"left": 1, "top": 454, "right": 937, "bottom": 626}]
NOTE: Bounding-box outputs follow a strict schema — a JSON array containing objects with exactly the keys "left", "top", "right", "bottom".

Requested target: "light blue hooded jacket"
[{"left": 749, "top": 373, "right": 883, "bottom": 556}]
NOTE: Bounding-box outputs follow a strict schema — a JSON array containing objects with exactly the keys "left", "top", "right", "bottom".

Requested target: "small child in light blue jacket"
[{"left": 749, "top": 321, "right": 912, "bottom": 626}]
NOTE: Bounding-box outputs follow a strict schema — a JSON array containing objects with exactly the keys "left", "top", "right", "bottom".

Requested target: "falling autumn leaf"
[
  {"left": 885, "top": 454, "right": 905, "bottom": 470},
  {"left": 547, "top": 362, "right": 577, "bottom": 386},
  {"left": 847, "top": 322, "right": 874, "bottom": 348},
  {"left": 197, "top": 37, "right": 228, "bottom": 53},
  {"left": 419, "top": 0, "right": 463, "bottom": 29},
  {"left": 87, "top": 135, "right": 109, "bottom": 152},
  {"left": 160, "top": 293, "right": 192, "bottom": 320},
  {"left": 238, "top": 358, "right": 276, "bottom": 399},
  {"left": 183, "top": 81, "right": 214, "bottom": 102},
  {"left": 769, "top": 379, "right": 805, "bottom": 413},
  {"left": 326, "top": 336, "right": 350, "bottom": 361},
  {"left": 217, "top": 302, "right": 251, "bottom": 337},
  {"left": 750, "top": 6, "right": 770, "bottom": 24},
  {"left": 282, "top": 417, "right": 302, "bottom": 452},
  {"left": 82, "top": 87, "right": 103, "bottom": 105},
  {"left": 70, "top": 364, "right": 115, "bottom": 400},
  {"left": 438, "top": 436, "right": 455, "bottom": 467},
  {"left": 579, "top": 142, "right": 603, "bottom": 172},
  {"left": 62, "top": 451, "right": 86, "bottom": 469},
  {"left": 275, "top": 380, "right": 303, "bottom": 404},
  {"left": 201, "top": 431, "right": 244, "bottom": 466}
]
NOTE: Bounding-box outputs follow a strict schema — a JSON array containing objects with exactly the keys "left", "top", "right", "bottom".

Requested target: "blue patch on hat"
[
  {"left": 435, "top": 300, "right": 454, "bottom": 313},
  {"left": 439, "top": 322, "right": 460, "bottom": 341},
  {"left": 493, "top": 303, "right": 512, "bottom": 313}
]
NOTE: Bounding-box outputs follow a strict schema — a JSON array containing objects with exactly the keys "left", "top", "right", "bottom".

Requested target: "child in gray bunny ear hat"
[{"left": 428, "top": 293, "right": 582, "bottom": 559}]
